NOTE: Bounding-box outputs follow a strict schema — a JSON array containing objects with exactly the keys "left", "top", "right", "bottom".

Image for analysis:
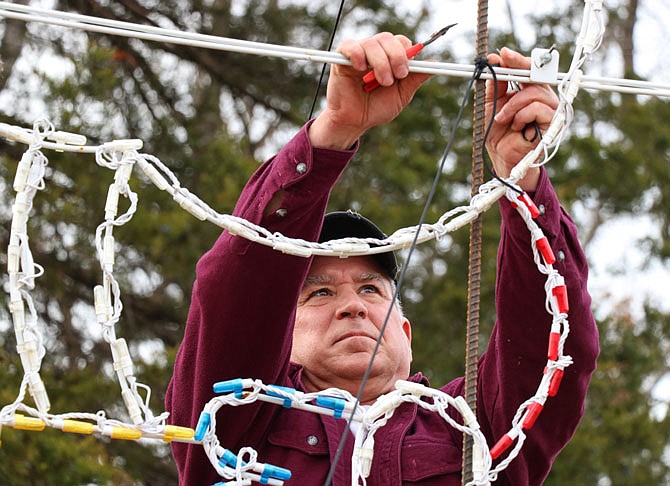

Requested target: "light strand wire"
[
  {"left": 0, "top": 1, "right": 668, "bottom": 97},
  {"left": 0, "top": 1, "right": 601, "bottom": 484},
  {"left": 325, "top": 52, "right": 488, "bottom": 486}
]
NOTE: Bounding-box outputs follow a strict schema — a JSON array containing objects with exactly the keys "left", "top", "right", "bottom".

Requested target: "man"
[{"left": 166, "top": 33, "right": 599, "bottom": 485}]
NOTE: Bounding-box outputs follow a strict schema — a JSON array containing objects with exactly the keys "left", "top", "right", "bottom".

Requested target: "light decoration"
[{"left": 0, "top": 1, "right": 616, "bottom": 484}]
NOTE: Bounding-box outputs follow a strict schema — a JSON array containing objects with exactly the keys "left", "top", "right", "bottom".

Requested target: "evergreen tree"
[{"left": 0, "top": 1, "right": 667, "bottom": 483}]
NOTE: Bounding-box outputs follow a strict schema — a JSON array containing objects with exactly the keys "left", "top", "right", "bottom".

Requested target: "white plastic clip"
[
  {"left": 27, "top": 374, "right": 51, "bottom": 413},
  {"left": 111, "top": 338, "right": 134, "bottom": 378},
  {"left": 101, "top": 139, "right": 144, "bottom": 152},
  {"left": 272, "top": 241, "right": 313, "bottom": 258},
  {"left": 136, "top": 158, "right": 170, "bottom": 191},
  {"left": 13, "top": 152, "right": 33, "bottom": 192},
  {"left": 454, "top": 396, "right": 478, "bottom": 428},
  {"left": 0, "top": 123, "right": 32, "bottom": 144},
  {"left": 47, "top": 131, "right": 87, "bottom": 146},
  {"left": 530, "top": 48, "right": 559, "bottom": 84},
  {"left": 93, "top": 285, "right": 110, "bottom": 323},
  {"left": 395, "top": 380, "right": 429, "bottom": 397},
  {"left": 354, "top": 443, "right": 374, "bottom": 478}
]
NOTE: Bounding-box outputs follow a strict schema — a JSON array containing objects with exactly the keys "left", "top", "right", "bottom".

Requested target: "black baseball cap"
[{"left": 318, "top": 211, "right": 398, "bottom": 281}]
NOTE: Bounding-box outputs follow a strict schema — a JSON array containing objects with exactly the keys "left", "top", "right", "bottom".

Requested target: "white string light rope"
[
  {"left": 0, "top": 120, "right": 575, "bottom": 485},
  {"left": 1, "top": 120, "right": 196, "bottom": 447},
  {"left": 0, "top": 1, "right": 667, "bottom": 98},
  {"left": 0, "top": 1, "right": 609, "bottom": 484}
]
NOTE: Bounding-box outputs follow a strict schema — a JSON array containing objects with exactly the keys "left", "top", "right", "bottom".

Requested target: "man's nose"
[{"left": 336, "top": 291, "right": 368, "bottom": 319}]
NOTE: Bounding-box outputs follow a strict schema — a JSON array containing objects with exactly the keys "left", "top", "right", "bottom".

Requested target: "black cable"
[
  {"left": 307, "top": 1, "right": 347, "bottom": 120},
  {"left": 324, "top": 55, "right": 543, "bottom": 484},
  {"left": 473, "top": 57, "right": 524, "bottom": 195},
  {"left": 324, "top": 64, "right": 488, "bottom": 486}
]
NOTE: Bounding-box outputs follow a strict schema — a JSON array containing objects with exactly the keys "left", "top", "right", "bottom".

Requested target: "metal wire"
[
  {"left": 0, "top": 2, "right": 668, "bottom": 97},
  {"left": 462, "top": 1, "right": 489, "bottom": 483}
]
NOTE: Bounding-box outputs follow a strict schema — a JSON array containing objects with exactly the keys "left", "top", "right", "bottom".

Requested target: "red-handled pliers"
[{"left": 362, "top": 23, "right": 457, "bottom": 92}]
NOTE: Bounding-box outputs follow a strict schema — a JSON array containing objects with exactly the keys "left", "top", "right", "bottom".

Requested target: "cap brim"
[{"left": 319, "top": 211, "right": 398, "bottom": 280}]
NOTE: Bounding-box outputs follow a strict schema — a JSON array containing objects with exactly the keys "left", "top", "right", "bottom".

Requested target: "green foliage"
[
  {"left": 547, "top": 304, "right": 670, "bottom": 485},
  {"left": 0, "top": 0, "right": 667, "bottom": 484},
  {"left": 0, "top": 353, "right": 136, "bottom": 485}
]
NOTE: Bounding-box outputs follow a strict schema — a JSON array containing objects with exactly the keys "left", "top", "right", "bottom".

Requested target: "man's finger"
[
  {"left": 509, "top": 101, "right": 556, "bottom": 132},
  {"left": 499, "top": 47, "right": 531, "bottom": 70},
  {"left": 361, "top": 33, "right": 402, "bottom": 86},
  {"left": 495, "top": 86, "right": 558, "bottom": 124},
  {"left": 336, "top": 39, "right": 370, "bottom": 72},
  {"left": 375, "top": 33, "right": 411, "bottom": 80},
  {"left": 485, "top": 52, "right": 510, "bottom": 103}
]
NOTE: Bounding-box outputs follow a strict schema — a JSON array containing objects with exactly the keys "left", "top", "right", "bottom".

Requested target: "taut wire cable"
[
  {"left": 306, "top": 1, "right": 346, "bottom": 121},
  {"left": 0, "top": 2, "right": 668, "bottom": 97},
  {"left": 0, "top": 1, "right": 620, "bottom": 484}
]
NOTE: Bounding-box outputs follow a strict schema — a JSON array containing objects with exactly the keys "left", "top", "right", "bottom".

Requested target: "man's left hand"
[{"left": 485, "top": 47, "right": 559, "bottom": 192}]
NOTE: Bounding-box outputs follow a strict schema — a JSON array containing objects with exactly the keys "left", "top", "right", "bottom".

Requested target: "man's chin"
[{"left": 332, "top": 354, "right": 390, "bottom": 380}]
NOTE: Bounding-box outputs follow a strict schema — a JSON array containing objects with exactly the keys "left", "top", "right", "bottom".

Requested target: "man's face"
[{"left": 291, "top": 255, "right": 412, "bottom": 401}]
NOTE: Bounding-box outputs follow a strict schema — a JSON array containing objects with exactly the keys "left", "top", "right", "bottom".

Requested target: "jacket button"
[
  {"left": 557, "top": 250, "right": 566, "bottom": 262},
  {"left": 275, "top": 208, "right": 288, "bottom": 217},
  {"left": 307, "top": 435, "right": 319, "bottom": 446},
  {"left": 296, "top": 162, "right": 307, "bottom": 174}
]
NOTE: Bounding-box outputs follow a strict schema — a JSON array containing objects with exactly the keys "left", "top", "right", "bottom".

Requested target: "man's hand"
[
  {"left": 309, "top": 32, "right": 431, "bottom": 150},
  {"left": 485, "top": 47, "right": 559, "bottom": 192}
]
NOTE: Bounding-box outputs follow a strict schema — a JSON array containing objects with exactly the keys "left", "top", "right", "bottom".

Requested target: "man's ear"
[{"left": 402, "top": 318, "right": 412, "bottom": 361}]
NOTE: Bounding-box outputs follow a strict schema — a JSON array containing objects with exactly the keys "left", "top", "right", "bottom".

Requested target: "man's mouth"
[{"left": 335, "top": 332, "right": 377, "bottom": 344}]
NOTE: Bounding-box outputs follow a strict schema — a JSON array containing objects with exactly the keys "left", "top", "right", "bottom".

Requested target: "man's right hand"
[{"left": 309, "top": 32, "right": 431, "bottom": 150}]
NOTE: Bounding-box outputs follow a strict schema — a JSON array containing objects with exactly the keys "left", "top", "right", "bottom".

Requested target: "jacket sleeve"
[
  {"left": 165, "top": 122, "right": 357, "bottom": 484},
  {"left": 477, "top": 168, "right": 600, "bottom": 485}
]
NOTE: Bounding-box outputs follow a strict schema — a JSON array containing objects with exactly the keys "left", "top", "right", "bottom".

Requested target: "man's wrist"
[
  {"left": 309, "top": 112, "right": 362, "bottom": 150},
  {"left": 518, "top": 167, "right": 540, "bottom": 192}
]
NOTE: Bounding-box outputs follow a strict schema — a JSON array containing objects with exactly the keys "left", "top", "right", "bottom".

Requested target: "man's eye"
[
  {"left": 360, "top": 285, "right": 379, "bottom": 294},
  {"left": 310, "top": 288, "right": 331, "bottom": 298}
]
